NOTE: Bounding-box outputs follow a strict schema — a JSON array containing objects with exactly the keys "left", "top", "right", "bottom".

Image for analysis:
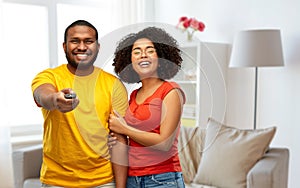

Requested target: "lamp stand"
[
  {"left": 229, "top": 30, "right": 284, "bottom": 129},
  {"left": 253, "top": 67, "right": 258, "bottom": 130}
]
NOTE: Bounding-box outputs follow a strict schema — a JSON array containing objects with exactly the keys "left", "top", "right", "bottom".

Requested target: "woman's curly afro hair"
[{"left": 113, "top": 27, "right": 182, "bottom": 83}]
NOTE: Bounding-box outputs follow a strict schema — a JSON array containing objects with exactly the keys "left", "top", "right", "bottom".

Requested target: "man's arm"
[
  {"left": 33, "top": 83, "right": 79, "bottom": 112},
  {"left": 110, "top": 79, "right": 129, "bottom": 188},
  {"left": 110, "top": 133, "right": 128, "bottom": 188}
]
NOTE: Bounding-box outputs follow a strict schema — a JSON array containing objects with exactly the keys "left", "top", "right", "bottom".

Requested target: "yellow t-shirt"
[{"left": 31, "top": 64, "right": 128, "bottom": 187}]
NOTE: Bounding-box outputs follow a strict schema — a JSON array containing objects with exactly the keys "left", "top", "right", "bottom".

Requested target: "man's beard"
[{"left": 66, "top": 53, "right": 98, "bottom": 70}]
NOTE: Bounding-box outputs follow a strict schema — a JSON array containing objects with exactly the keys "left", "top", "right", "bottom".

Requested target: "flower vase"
[{"left": 187, "top": 31, "right": 194, "bottom": 41}]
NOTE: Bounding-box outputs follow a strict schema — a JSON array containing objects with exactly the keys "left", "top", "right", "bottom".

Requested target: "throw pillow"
[
  {"left": 178, "top": 126, "right": 205, "bottom": 184},
  {"left": 193, "top": 118, "right": 276, "bottom": 188}
]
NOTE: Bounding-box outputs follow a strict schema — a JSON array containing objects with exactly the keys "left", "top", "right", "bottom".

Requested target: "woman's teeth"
[{"left": 139, "top": 61, "right": 150, "bottom": 66}]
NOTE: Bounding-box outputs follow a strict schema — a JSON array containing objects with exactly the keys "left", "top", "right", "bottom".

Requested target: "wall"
[
  {"left": 152, "top": 0, "right": 300, "bottom": 187},
  {"left": 0, "top": 1, "right": 14, "bottom": 187}
]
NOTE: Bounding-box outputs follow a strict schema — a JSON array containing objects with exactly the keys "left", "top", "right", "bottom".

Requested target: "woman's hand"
[{"left": 109, "top": 110, "right": 128, "bottom": 134}]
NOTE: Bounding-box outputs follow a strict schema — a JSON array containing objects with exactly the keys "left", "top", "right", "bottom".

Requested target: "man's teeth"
[{"left": 77, "top": 54, "right": 87, "bottom": 57}]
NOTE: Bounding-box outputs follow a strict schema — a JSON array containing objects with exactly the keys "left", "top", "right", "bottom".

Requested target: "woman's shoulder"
[
  {"left": 162, "top": 81, "right": 185, "bottom": 102},
  {"left": 162, "top": 81, "right": 181, "bottom": 90}
]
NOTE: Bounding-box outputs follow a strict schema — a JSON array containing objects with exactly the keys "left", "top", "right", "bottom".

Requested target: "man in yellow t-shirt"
[{"left": 31, "top": 20, "right": 128, "bottom": 188}]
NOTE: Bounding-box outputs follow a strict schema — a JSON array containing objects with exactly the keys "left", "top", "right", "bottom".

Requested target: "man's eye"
[
  {"left": 70, "top": 40, "right": 79, "bottom": 44},
  {"left": 85, "top": 40, "right": 94, "bottom": 44}
]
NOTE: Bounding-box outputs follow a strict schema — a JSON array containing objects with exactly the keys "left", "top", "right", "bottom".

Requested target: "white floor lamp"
[{"left": 229, "top": 29, "right": 284, "bottom": 129}]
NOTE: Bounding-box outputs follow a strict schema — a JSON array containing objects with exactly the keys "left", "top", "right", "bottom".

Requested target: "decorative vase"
[{"left": 187, "top": 31, "right": 194, "bottom": 41}]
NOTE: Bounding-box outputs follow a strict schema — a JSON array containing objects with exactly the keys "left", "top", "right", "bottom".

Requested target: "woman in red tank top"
[{"left": 109, "top": 27, "right": 186, "bottom": 188}]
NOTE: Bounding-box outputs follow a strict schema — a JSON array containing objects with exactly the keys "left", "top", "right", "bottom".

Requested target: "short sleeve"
[
  {"left": 111, "top": 79, "right": 129, "bottom": 117},
  {"left": 31, "top": 69, "right": 56, "bottom": 94}
]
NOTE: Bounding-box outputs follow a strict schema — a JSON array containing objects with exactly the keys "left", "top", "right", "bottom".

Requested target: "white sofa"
[
  {"left": 177, "top": 119, "right": 290, "bottom": 188},
  {"left": 13, "top": 144, "right": 42, "bottom": 188},
  {"left": 12, "top": 119, "right": 289, "bottom": 188}
]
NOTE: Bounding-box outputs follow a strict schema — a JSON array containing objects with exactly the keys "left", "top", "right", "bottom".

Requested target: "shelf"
[
  {"left": 171, "top": 43, "right": 200, "bottom": 127},
  {"left": 173, "top": 80, "right": 197, "bottom": 84},
  {"left": 181, "top": 118, "right": 196, "bottom": 127},
  {"left": 175, "top": 42, "right": 229, "bottom": 127},
  {"left": 181, "top": 115, "right": 196, "bottom": 119}
]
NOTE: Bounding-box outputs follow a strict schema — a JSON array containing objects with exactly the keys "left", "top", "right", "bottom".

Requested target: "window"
[
  {"left": 1, "top": 0, "right": 145, "bottom": 128},
  {"left": 2, "top": 3, "right": 48, "bottom": 126},
  {"left": 0, "top": 0, "right": 147, "bottom": 147}
]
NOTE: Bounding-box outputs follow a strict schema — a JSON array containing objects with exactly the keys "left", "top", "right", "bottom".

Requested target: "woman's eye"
[
  {"left": 132, "top": 51, "right": 141, "bottom": 55},
  {"left": 147, "top": 50, "right": 155, "bottom": 54}
]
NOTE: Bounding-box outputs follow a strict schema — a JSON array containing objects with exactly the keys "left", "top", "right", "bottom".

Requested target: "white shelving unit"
[
  {"left": 172, "top": 41, "right": 229, "bottom": 127},
  {"left": 172, "top": 41, "right": 201, "bottom": 127}
]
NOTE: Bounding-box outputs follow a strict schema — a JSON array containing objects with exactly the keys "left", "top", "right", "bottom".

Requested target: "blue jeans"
[
  {"left": 126, "top": 172, "right": 185, "bottom": 188},
  {"left": 41, "top": 182, "right": 115, "bottom": 188}
]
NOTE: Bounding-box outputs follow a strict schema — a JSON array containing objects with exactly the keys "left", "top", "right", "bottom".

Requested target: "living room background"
[
  {"left": 0, "top": 0, "right": 146, "bottom": 186},
  {"left": 1, "top": 0, "right": 299, "bottom": 187},
  {"left": 148, "top": 0, "right": 299, "bottom": 187}
]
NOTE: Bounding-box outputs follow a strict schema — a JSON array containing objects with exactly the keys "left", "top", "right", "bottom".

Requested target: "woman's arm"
[{"left": 109, "top": 88, "right": 184, "bottom": 151}]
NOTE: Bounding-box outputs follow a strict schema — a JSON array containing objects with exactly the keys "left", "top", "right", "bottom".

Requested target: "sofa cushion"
[
  {"left": 185, "top": 183, "right": 217, "bottom": 188},
  {"left": 193, "top": 118, "right": 276, "bottom": 188},
  {"left": 178, "top": 126, "right": 205, "bottom": 184},
  {"left": 23, "top": 178, "right": 41, "bottom": 188}
]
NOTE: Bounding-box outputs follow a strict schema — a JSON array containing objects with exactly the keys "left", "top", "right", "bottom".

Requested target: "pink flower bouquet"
[{"left": 177, "top": 16, "right": 205, "bottom": 40}]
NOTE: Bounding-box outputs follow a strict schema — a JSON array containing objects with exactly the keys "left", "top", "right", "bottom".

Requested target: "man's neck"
[{"left": 67, "top": 64, "right": 94, "bottom": 76}]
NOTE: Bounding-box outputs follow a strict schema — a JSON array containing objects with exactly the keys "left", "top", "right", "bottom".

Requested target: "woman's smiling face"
[{"left": 131, "top": 38, "right": 159, "bottom": 80}]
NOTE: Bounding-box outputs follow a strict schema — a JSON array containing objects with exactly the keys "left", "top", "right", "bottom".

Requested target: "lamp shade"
[{"left": 229, "top": 29, "right": 284, "bottom": 67}]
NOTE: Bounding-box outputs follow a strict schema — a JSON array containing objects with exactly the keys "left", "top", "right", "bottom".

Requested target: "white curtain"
[
  {"left": 0, "top": 2, "right": 14, "bottom": 186},
  {"left": 0, "top": 127, "right": 14, "bottom": 188},
  {"left": 113, "top": 0, "right": 145, "bottom": 26}
]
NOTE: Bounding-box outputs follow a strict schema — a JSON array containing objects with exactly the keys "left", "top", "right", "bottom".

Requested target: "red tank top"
[{"left": 125, "top": 81, "right": 185, "bottom": 176}]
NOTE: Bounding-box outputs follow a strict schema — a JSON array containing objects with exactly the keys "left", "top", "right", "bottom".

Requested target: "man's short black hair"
[{"left": 64, "top": 20, "right": 98, "bottom": 42}]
